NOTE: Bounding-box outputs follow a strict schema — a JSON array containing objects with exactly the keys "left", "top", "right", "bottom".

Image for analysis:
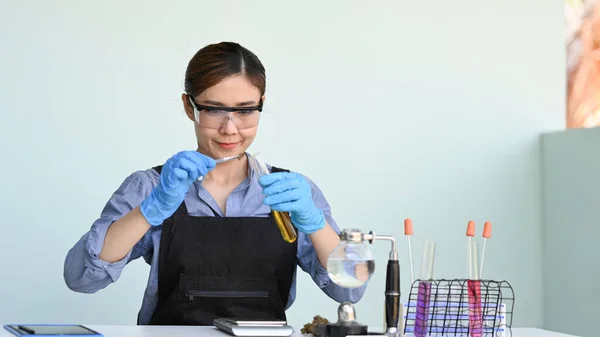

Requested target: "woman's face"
[{"left": 182, "top": 75, "right": 264, "bottom": 160}]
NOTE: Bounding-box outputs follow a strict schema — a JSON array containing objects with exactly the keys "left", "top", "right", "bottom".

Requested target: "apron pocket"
[
  {"left": 186, "top": 290, "right": 269, "bottom": 303},
  {"left": 176, "top": 274, "right": 286, "bottom": 323}
]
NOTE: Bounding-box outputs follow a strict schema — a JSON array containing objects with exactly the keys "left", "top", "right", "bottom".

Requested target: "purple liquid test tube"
[
  {"left": 414, "top": 281, "right": 432, "bottom": 336},
  {"left": 414, "top": 240, "right": 435, "bottom": 337}
]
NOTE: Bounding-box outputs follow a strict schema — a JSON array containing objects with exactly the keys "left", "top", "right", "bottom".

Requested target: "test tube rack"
[{"left": 402, "top": 278, "right": 515, "bottom": 337}]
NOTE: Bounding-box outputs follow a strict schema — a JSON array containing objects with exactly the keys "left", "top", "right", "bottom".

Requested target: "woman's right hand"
[{"left": 140, "top": 150, "right": 216, "bottom": 226}]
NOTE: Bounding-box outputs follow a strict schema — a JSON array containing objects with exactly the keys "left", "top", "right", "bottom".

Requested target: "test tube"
[
  {"left": 470, "top": 240, "right": 479, "bottom": 281},
  {"left": 414, "top": 240, "right": 435, "bottom": 337},
  {"left": 420, "top": 241, "right": 436, "bottom": 281},
  {"left": 468, "top": 241, "right": 483, "bottom": 337},
  {"left": 250, "top": 153, "right": 297, "bottom": 243}
]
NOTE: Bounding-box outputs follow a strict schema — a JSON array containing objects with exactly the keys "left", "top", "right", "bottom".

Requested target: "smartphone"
[{"left": 3, "top": 324, "right": 102, "bottom": 336}]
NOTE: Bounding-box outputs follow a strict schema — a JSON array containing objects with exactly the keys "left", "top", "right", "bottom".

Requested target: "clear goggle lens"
[{"left": 188, "top": 96, "right": 262, "bottom": 130}]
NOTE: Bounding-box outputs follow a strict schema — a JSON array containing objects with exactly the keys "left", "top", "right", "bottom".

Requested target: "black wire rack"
[{"left": 402, "top": 279, "right": 515, "bottom": 337}]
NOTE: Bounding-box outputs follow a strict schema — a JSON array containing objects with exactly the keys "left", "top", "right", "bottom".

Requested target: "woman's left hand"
[{"left": 259, "top": 172, "right": 326, "bottom": 234}]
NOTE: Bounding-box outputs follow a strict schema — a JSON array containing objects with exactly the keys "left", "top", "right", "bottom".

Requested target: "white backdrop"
[{"left": 0, "top": 0, "right": 563, "bottom": 330}]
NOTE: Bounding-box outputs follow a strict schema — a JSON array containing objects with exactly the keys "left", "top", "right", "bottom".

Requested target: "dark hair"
[{"left": 184, "top": 42, "right": 266, "bottom": 98}]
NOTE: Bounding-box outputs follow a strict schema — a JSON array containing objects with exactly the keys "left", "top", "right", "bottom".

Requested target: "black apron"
[{"left": 147, "top": 165, "right": 299, "bottom": 326}]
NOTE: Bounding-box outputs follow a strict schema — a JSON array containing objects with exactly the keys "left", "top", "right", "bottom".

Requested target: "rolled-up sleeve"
[
  {"left": 63, "top": 170, "right": 156, "bottom": 293},
  {"left": 296, "top": 175, "right": 368, "bottom": 303}
]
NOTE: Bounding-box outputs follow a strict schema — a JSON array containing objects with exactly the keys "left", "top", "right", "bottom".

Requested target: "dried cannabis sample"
[{"left": 301, "top": 315, "right": 330, "bottom": 334}]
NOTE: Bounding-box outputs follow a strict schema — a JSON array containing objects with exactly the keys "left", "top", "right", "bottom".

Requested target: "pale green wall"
[
  {"left": 541, "top": 128, "right": 600, "bottom": 337},
  {"left": 0, "top": 0, "right": 564, "bottom": 331}
]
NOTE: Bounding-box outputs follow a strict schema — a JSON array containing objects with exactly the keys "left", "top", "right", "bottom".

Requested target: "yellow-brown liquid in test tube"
[
  {"left": 249, "top": 152, "right": 297, "bottom": 243},
  {"left": 273, "top": 211, "right": 297, "bottom": 243}
]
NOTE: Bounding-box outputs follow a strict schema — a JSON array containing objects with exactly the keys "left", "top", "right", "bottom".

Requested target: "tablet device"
[
  {"left": 213, "top": 318, "right": 293, "bottom": 336},
  {"left": 3, "top": 324, "right": 102, "bottom": 336},
  {"left": 219, "top": 318, "right": 287, "bottom": 326}
]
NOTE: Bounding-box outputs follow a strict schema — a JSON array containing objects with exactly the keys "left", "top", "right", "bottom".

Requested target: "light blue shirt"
[{"left": 63, "top": 161, "right": 367, "bottom": 324}]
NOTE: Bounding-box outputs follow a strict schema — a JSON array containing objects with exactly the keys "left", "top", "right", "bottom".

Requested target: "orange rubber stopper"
[
  {"left": 404, "top": 218, "right": 413, "bottom": 235},
  {"left": 482, "top": 221, "right": 492, "bottom": 238},
  {"left": 466, "top": 220, "right": 475, "bottom": 237}
]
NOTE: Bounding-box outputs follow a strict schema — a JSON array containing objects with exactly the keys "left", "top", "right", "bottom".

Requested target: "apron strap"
[{"left": 269, "top": 166, "right": 289, "bottom": 173}]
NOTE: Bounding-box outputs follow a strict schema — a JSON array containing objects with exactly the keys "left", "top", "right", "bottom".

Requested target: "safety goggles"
[{"left": 187, "top": 95, "right": 262, "bottom": 130}]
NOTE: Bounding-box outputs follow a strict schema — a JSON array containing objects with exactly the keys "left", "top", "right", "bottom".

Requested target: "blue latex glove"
[
  {"left": 140, "top": 151, "right": 216, "bottom": 226},
  {"left": 259, "top": 172, "right": 326, "bottom": 234}
]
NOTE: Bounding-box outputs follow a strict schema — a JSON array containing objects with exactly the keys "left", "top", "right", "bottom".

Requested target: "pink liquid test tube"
[{"left": 468, "top": 240, "right": 483, "bottom": 337}]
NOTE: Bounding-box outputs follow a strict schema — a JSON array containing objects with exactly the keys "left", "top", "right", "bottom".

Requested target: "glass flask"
[{"left": 327, "top": 236, "right": 375, "bottom": 288}]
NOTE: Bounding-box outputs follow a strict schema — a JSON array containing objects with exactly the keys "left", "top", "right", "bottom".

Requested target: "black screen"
[{"left": 9, "top": 325, "right": 100, "bottom": 335}]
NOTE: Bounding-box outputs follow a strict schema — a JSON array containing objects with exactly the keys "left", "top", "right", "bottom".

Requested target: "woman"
[{"left": 63, "top": 41, "right": 367, "bottom": 326}]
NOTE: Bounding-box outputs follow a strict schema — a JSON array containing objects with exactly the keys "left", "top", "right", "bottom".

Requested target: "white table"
[{"left": 0, "top": 325, "right": 580, "bottom": 337}]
